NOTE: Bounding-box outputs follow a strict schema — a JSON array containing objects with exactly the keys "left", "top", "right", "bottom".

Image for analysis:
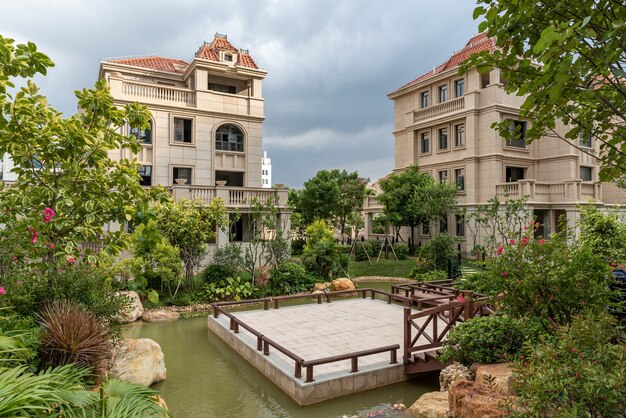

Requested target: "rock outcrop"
[
  {"left": 313, "top": 282, "right": 331, "bottom": 291},
  {"left": 474, "top": 363, "right": 515, "bottom": 395},
  {"left": 109, "top": 338, "right": 166, "bottom": 386},
  {"left": 440, "top": 362, "right": 474, "bottom": 391},
  {"left": 142, "top": 310, "right": 180, "bottom": 323},
  {"left": 115, "top": 291, "right": 143, "bottom": 323},
  {"left": 330, "top": 278, "right": 356, "bottom": 291},
  {"left": 408, "top": 391, "right": 449, "bottom": 417},
  {"left": 448, "top": 380, "right": 510, "bottom": 418}
]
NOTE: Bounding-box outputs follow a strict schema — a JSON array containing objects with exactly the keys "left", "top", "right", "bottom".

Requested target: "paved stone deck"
[{"left": 207, "top": 298, "right": 432, "bottom": 405}]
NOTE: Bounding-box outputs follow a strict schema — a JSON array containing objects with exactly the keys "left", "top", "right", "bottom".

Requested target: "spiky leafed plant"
[
  {"left": 80, "top": 379, "right": 171, "bottom": 418},
  {"left": 38, "top": 300, "right": 112, "bottom": 378}
]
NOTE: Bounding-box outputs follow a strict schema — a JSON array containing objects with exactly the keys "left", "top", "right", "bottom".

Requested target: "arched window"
[
  {"left": 130, "top": 120, "right": 152, "bottom": 144},
  {"left": 216, "top": 124, "right": 244, "bottom": 152}
]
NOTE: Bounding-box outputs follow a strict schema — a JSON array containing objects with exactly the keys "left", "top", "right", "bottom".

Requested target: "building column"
[
  {"left": 364, "top": 212, "right": 372, "bottom": 240},
  {"left": 566, "top": 208, "right": 580, "bottom": 244}
]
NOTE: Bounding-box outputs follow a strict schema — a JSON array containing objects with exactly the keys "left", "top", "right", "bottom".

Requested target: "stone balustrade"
[
  {"left": 495, "top": 179, "right": 602, "bottom": 203},
  {"left": 171, "top": 184, "right": 289, "bottom": 208},
  {"left": 413, "top": 96, "right": 465, "bottom": 123}
]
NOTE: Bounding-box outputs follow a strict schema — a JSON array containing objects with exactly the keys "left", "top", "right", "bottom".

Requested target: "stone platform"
[{"left": 208, "top": 298, "right": 430, "bottom": 405}]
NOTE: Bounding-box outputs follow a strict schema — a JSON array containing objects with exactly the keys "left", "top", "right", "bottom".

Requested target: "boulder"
[
  {"left": 115, "top": 291, "right": 143, "bottom": 323},
  {"left": 448, "top": 380, "right": 511, "bottom": 418},
  {"left": 311, "top": 290, "right": 325, "bottom": 295},
  {"left": 440, "top": 362, "right": 474, "bottom": 391},
  {"left": 313, "top": 282, "right": 331, "bottom": 291},
  {"left": 330, "top": 278, "right": 356, "bottom": 291},
  {"left": 474, "top": 363, "right": 515, "bottom": 395},
  {"left": 142, "top": 310, "right": 180, "bottom": 323},
  {"left": 109, "top": 338, "right": 166, "bottom": 387},
  {"left": 408, "top": 391, "right": 449, "bottom": 418}
]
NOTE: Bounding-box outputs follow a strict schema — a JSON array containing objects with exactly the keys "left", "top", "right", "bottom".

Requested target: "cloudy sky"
[{"left": 1, "top": 0, "right": 479, "bottom": 188}]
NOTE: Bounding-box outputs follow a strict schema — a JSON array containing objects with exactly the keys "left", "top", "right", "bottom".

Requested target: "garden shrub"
[
  {"left": 411, "top": 270, "right": 447, "bottom": 282},
  {"left": 507, "top": 312, "right": 626, "bottom": 417},
  {"left": 421, "top": 233, "right": 456, "bottom": 270},
  {"left": 337, "top": 244, "right": 352, "bottom": 254},
  {"left": 290, "top": 239, "right": 306, "bottom": 255},
  {"left": 302, "top": 240, "right": 345, "bottom": 280},
  {"left": 212, "top": 243, "right": 242, "bottom": 274},
  {"left": 38, "top": 300, "right": 111, "bottom": 378},
  {"left": 200, "top": 264, "right": 233, "bottom": 284},
  {"left": 393, "top": 242, "right": 409, "bottom": 260},
  {"left": 195, "top": 277, "right": 254, "bottom": 302},
  {"left": 304, "top": 220, "right": 335, "bottom": 247},
  {"left": 354, "top": 239, "right": 381, "bottom": 261},
  {"left": 439, "top": 315, "right": 526, "bottom": 365},
  {"left": 267, "top": 262, "right": 314, "bottom": 295},
  {"left": 411, "top": 256, "right": 434, "bottom": 275}
]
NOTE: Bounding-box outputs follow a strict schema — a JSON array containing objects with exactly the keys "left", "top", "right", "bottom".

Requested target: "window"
[
  {"left": 506, "top": 166, "right": 525, "bottom": 183},
  {"left": 173, "top": 167, "right": 192, "bottom": 185},
  {"left": 422, "top": 224, "right": 429, "bottom": 235},
  {"left": 506, "top": 119, "right": 527, "bottom": 148},
  {"left": 440, "top": 217, "right": 448, "bottom": 233},
  {"left": 130, "top": 120, "right": 152, "bottom": 144},
  {"left": 224, "top": 53, "right": 233, "bottom": 62},
  {"left": 209, "top": 83, "right": 236, "bottom": 94},
  {"left": 454, "top": 168, "right": 465, "bottom": 191},
  {"left": 579, "top": 131, "right": 592, "bottom": 148},
  {"left": 173, "top": 118, "right": 193, "bottom": 143},
  {"left": 421, "top": 133, "right": 430, "bottom": 153},
  {"left": 421, "top": 91, "right": 429, "bottom": 108},
  {"left": 455, "top": 215, "right": 465, "bottom": 237},
  {"left": 454, "top": 79, "right": 464, "bottom": 97},
  {"left": 438, "top": 85, "right": 448, "bottom": 103},
  {"left": 438, "top": 170, "right": 449, "bottom": 184},
  {"left": 138, "top": 165, "right": 152, "bottom": 186},
  {"left": 216, "top": 124, "right": 244, "bottom": 152},
  {"left": 480, "top": 71, "right": 490, "bottom": 88},
  {"left": 581, "top": 166, "right": 593, "bottom": 181},
  {"left": 454, "top": 124, "right": 465, "bottom": 147},
  {"left": 438, "top": 128, "right": 448, "bottom": 150}
]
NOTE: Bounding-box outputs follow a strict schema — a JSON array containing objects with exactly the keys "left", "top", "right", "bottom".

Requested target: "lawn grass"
[{"left": 348, "top": 256, "right": 416, "bottom": 278}]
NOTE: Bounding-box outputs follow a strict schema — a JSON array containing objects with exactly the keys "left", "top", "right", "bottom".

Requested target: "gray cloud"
[{"left": 0, "top": 0, "right": 479, "bottom": 187}]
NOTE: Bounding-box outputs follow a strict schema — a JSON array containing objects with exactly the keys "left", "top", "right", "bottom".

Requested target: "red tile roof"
[
  {"left": 105, "top": 34, "right": 260, "bottom": 73},
  {"left": 107, "top": 56, "right": 189, "bottom": 74},
  {"left": 393, "top": 33, "right": 496, "bottom": 93}
]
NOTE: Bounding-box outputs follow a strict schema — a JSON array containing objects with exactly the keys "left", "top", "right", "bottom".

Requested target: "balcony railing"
[
  {"left": 171, "top": 184, "right": 289, "bottom": 208},
  {"left": 121, "top": 80, "right": 195, "bottom": 106},
  {"left": 495, "top": 180, "right": 602, "bottom": 203},
  {"left": 413, "top": 96, "right": 465, "bottom": 123}
]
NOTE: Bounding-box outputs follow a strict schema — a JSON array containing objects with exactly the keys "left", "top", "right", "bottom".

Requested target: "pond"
[{"left": 124, "top": 280, "right": 438, "bottom": 418}]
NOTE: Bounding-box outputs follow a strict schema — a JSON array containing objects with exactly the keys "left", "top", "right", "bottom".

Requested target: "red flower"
[
  {"left": 42, "top": 207, "right": 56, "bottom": 223},
  {"left": 67, "top": 256, "right": 76, "bottom": 265},
  {"left": 455, "top": 294, "right": 465, "bottom": 304},
  {"left": 502, "top": 271, "right": 508, "bottom": 277},
  {"left": 497, "top": 246, "right": 504, "bottom": 255},
  {"left": 537, "top": 239, "right": 545, "bottom": 244},
  {"left": 509, "top": 239, "right": 516, "bottom": 245},
  {"left": 611, "top": 262, "right": 618, "bottom": 267},
  {"left": 30, "top": 230, "right": 38, "bottom": 244},
  {"left": 521, "top": 237, "right": 529, "bottom": 246}
]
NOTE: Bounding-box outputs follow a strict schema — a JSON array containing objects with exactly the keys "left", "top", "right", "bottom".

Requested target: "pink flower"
[
  {"left": 497, "top": 246, "right": 504, "bottom": 255},
  {"left": 42, "top": 207, "right": 56, "bottom": 222},
  {"left": 67, "top": 256, "right": 76, "bottom": 265},
  {"left": 502, "top": 271, "right": 508, "bottom": 277},
  {"left": 0, "top": 287, "right": 5, "bottom": 295},
  {"left": 455, "top": 294, "right": 465, "bottom": 303},
  {"left": 30, "top": 230, "right": 38, "bottom": 244},
  {"left": 12, "top": 256, "right": 17, "bottom": 262},
  {"left": 537, "top": 239, "right": 545, "bottom": 244},
  {"left": 521, "top": 237, "right": 529, "bottom": 246},
  {"left": 48, "top": 242, "right": 55, "bottom": 250},
  {"left": 509, "top": 239, "right": 516, "bottom": 245}
]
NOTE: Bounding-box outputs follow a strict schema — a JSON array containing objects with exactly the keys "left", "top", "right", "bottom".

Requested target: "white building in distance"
[{"left": 261, "top": 150, "right": 272, "bottom": 188}]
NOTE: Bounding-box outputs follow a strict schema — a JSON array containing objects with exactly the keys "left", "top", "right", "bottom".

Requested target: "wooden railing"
[
  {"left": 122, "top": 80, "right": 195, "bottom": 106},
  {"left": 212, "top": 288, "right": 411, "bottom": 382},
  {"left": 413, "top": 96, "right": 465, "bottom": 123}
]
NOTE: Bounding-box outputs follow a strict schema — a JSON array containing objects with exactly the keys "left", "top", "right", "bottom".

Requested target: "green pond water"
[{"left": 124, "top": 281, "right": 438, "bottom": 418}]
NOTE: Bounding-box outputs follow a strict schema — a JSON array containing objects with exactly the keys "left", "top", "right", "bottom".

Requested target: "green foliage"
[
  {"left": 195, "top": 276, "right": 254, "bottom": 302},
  {"left": 200, "top": 264, "right": 234, "bottom": 284},
  {"left": 421, "top": 233, "right": 456, "bottom": 270},
  {"left": 38, "top": 300, "right": 111, "bottom": 378},
  {"left": 354, "top": 239, "right": 381, "bottom": 262},
  {"left": 290, "top": 239, "right": 306, "bottom": 255},
  {"left": 578, "top": 205, "right": 626, "bottom": 263},
  {"left": 487, "top": 228, "right": 612, "bottom": 331},
  {"left": 304, "top": 219, "right": 335, "bottom": 247},
  {"left": 393, "top": 242, "right": 409, "bottom": 260},
  {"left": 439, "top": 315, "right": 527, "bottom": 365},
  {"left": 267, "top": 262, "right": 315, "bottom": 295},
  {"left": 0, "top": 35, "right": 151, "bottom": 261},
  {"left": 155, "top": 197, "right": 228, "bottom": 289},
  {"left": 212, "top": 243, "right": 243, "bottom": 275},
  {"left": 302, "top": 240, "right": 346, "bottom": 280},
  {"left": 507, "top": 312, "right": 626, "bottom": 417},
  {"left": 468, "top": 0, "right": 626, "bottom": 183},
  {"left": 410, "top": 270, "right": 447, "bottom": 282},
  {"left": 411, "top": 256, "right": 435, "bottom": 275}
]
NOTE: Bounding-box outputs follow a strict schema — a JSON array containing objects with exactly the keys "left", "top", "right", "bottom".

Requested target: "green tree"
[
  {"left": 0, "top": 35, "right": 151, "bottom": 261},
  {"left": 467, "top": 1, "right": 626, "bottom": 182},
  {"left": 154, "top": 197, "right": 228, "bottom": 289}
]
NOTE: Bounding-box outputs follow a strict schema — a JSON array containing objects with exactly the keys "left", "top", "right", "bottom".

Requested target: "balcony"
[
  {"left": 495, "top": 180, "right": 602, "bottom": 203},
  {"left": 121, "top": 80, "right": 195, "bottom": 107},
  {"left": 170, "top": 184, "right": 289, "bottom": 209},
  {"left": 363, "top": 195, "right": 383, "bottom": 211},
  {"left": 413, "top": 96, "right": 465, "bottom": 123}
]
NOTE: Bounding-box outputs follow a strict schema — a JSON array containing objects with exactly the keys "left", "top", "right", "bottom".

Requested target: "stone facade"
[{"left": 364, "top": 33, "right": 626, "bottom": 251}]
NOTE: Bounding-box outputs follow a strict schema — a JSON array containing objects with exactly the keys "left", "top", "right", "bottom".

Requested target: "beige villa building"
[
  {"left": 99, "top": 33, "right": 289, "bottom": 247},
  {"left": 363, "top": 33, "right": 626, "bottom": 252}
]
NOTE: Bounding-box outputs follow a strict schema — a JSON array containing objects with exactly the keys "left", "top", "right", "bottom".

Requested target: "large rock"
[
  {"left": 142, "top": 310, "right": 180, "bottom": 323},
  {"left": 313, "top": 282, "right": 331, "bottom": 291},
  {"left": 448, "top": 380, "right": 511, "bottom": 418},
  {"left": 440, "top": 362, "right": 474, "bottom": 391},
  {"left": 474, "top": 363, "right": 515, "bottom": 395},
  {"left": 330, "top": 278, "right": 356, "bottom": 291},
  {"left": 408, "top": 391, "right": 449, "bottom": 418},
  {"left": 109, "top": 338, "right": 166, "bottom": 386},
  {"left": 115, "top": 291, "right": 143, "bottom": 323}
]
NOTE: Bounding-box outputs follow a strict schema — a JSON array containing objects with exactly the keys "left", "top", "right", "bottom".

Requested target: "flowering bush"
[{"left": 486, "top": 222, "right": 612, "bottom": 331}]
